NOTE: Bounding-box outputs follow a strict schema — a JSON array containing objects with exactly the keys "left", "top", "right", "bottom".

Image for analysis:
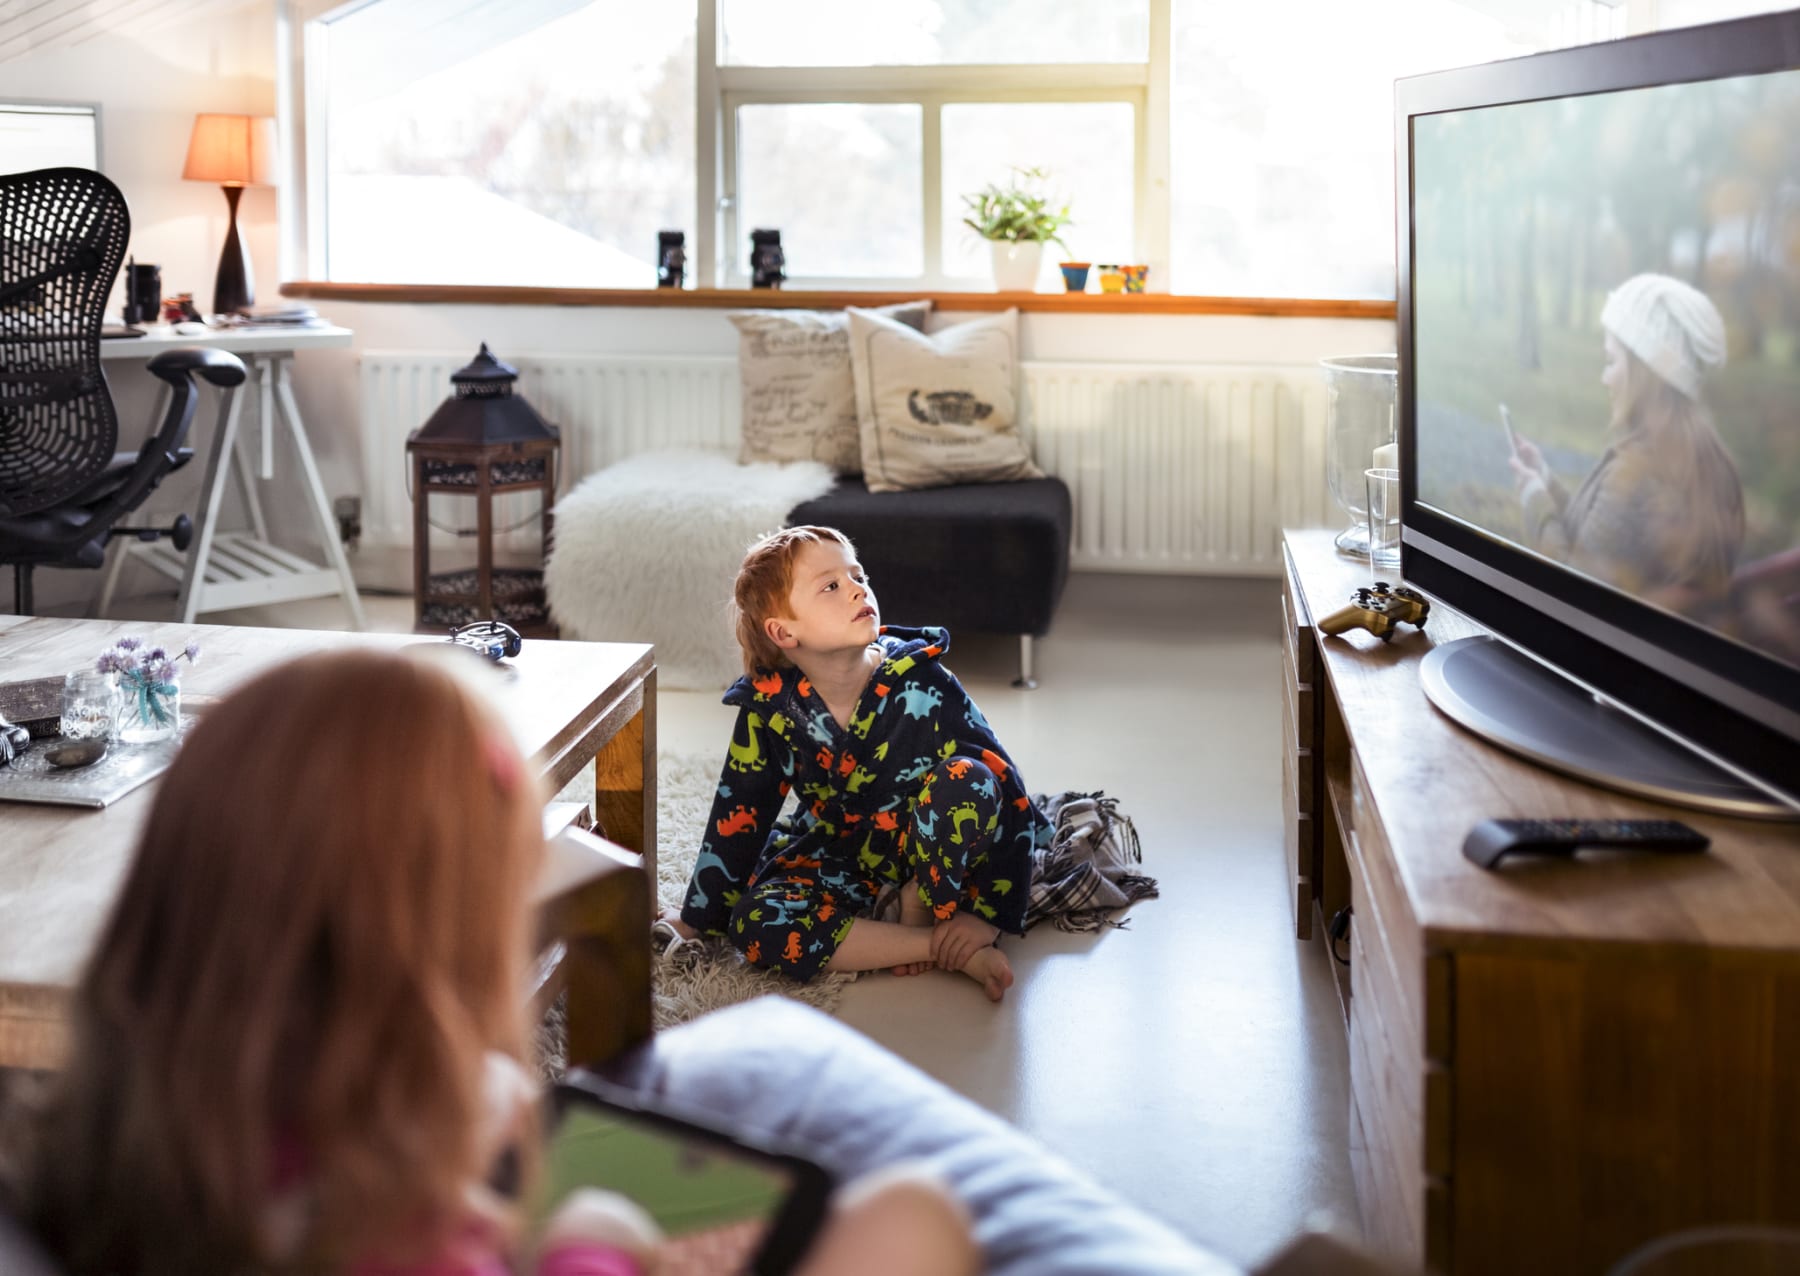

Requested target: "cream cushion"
[
  {"left": 730, "top": 302, "right": 929, "bottom": 473},
  {"left": 846, "top": 307, "right": 1042, "bottom": 493}
]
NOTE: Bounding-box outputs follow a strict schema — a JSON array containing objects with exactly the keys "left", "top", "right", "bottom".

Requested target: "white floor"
[{"left": 54, "top": 570, "right": 1357, "bottom": 1269}]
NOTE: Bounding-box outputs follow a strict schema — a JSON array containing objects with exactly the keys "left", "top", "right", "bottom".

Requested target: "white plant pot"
[{"left": 989, "top": 240, "right": 1044, "bottom": 292}]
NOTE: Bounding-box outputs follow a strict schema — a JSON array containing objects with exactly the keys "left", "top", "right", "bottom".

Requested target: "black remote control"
[{"left": 1462, "top": 818, "right": 1710, "bottom": 869}]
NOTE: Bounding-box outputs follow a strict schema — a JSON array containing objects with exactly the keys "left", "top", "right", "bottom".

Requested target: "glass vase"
[
  {"left": 1320, "top": 354, "right": 1398, "bottom": 558},
  {"left": 117, "top": 677, "right": 181, "bottom": 745}
]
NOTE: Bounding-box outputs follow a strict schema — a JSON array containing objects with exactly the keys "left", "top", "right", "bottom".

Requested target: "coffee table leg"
[
  {"left": 543, "top": 867, "right": 653, "bottom": 1066},
  {"left": 594, "top": 669, "right": 657, "bottom": 905}
]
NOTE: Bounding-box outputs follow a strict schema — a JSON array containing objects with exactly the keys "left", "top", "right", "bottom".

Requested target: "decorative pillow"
[
  {"left": 730, "top": 302, "right": 930, "bottom": 473},
  {"left": 846, "top": 307, "right": 1042, "bottom": 493}
]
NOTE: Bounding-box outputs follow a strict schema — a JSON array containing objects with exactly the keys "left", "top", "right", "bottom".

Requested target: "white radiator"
[{"left": 360, "top": 352, "right": 1336, "bottom": 576}]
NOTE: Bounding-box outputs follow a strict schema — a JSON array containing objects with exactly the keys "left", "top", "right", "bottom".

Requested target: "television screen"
[
  {"left": 1399, "top": 11, "right": 1800, "bottom": 814},
  {"left": 1412, "top": 69, "right": 1800, "bottom": 673}
]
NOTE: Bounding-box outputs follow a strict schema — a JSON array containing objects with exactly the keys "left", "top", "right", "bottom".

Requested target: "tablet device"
[{"left": 541, "top": 1072, "right": 835, "bottom": 1276}]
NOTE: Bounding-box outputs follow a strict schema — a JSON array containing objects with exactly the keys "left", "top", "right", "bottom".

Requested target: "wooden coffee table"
[{"left": 0, "top": 614, "right": 658, "bottom": 1069}]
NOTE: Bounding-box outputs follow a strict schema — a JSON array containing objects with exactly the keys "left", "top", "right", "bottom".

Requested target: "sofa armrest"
[{"left": 598, "top": 997, "right": 1236, "bottom": 1276}]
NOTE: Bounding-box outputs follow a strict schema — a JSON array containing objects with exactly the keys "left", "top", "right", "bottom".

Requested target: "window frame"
[{"left": 711, "top": 64, "right": 1155, "bottom": 290}]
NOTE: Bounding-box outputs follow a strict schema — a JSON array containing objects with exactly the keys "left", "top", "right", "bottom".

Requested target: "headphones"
[{"left": 447, "top": 620, "right": 524, "bottom": 662}]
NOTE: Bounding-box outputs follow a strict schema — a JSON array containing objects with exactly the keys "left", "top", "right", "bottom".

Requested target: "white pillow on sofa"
[
  {"left": 846, "top": 306, "right": 1043, "bottom": 493},
  {"left": 729, "top": 302, "right": 930, "bottom": 473}
]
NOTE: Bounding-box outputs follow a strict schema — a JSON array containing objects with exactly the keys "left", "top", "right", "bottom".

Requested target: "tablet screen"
[{"left": 540, "top": 1102, "right": 800, "bottom": 1275}]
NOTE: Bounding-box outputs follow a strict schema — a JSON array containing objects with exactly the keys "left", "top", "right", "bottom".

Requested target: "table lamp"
[{"left": 181, "top": 113, "right": 276, "bottom": 317}]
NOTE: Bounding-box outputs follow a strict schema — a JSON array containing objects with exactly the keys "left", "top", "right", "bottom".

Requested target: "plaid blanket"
[{"left": 1025, "top": 791, "right": 1160, "bottom": 932}]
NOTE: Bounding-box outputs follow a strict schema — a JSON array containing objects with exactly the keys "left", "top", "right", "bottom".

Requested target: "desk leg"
[
  {"left": 594, "top": 669, "right": 657, "bottom": 907},
  {"left": 176, "top": 385, "right": 244, "bottom": 624},
  {"left": 259, "top": 355, "right": 276, "bottom": 482},
  {"left": 93, "top": 535, "right": 130, "bottom": 617},
  {"left": 273, "top": 360, "right": 367, "bottom": 631},
  {"left": 230, "top": 410, "right": 271, "bottom": 544}
]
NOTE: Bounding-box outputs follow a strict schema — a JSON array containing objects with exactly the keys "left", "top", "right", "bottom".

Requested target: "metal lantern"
[{"left": 406, "top": 344, "right": 560, "bottom": 635}]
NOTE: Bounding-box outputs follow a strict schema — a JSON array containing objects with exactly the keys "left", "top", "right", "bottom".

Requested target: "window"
[
  {"left": 1167, "top": 0, "right": 1539, "bottom": 299},
  {"left": 298, "top": 0, "right": 1636, "bottom": 299},
  {"left": 714, "top": 0, "right": 1149, "bottom": 288},
  {"left": 0, "top": 101, "right": 100, "bottom": 176},
  {"left": 313, "top": 0, "right": 693, "bottom": 286},
  {"left": 719, "top": 0, "right": 1147, "bottom": 66}
]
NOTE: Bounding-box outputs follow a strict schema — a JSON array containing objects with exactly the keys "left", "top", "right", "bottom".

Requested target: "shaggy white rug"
[
  {"left": 649, "top": 751, "right": 855, "bottom": 1031},
  {"left": 538, "top": 752, "right": 851, "bottom": 1073},
  {"left": 544, "top": 450, "right": 835, "bottom": 690}
]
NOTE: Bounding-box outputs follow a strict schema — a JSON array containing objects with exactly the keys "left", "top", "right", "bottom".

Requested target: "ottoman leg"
[{"left": 1012, "top": 634, "right": 1039, "bottom": 690}]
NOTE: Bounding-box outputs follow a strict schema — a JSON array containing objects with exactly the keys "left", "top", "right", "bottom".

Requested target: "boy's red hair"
[{"left": 734, "top": 525, "right": 857, "bottom": 674}]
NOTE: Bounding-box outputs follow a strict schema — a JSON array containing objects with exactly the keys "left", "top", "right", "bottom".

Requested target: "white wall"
[
  {"left": 282, "top": 301, "right": 1396, "bottom": 548},
  {"left": 5, "top": 2, "right": 279, "bottom": 609},
  {"left": 3, "top": 2, "right": 281, "bottom": 322}
]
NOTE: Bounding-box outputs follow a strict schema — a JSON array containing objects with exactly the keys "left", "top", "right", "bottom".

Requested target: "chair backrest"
[{"left": 0, "top": 167, "right": 127, "bottom": 518}]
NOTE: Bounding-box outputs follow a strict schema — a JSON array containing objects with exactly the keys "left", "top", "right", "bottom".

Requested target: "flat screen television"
[{"left": 1397, "top": 10, "right": 1800, "bottom": 818}]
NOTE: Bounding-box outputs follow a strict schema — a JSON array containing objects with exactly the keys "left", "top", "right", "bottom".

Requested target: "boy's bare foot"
[
  {"left": 898, "top": 881, "right": 933, "bottom": 929},
  {"left": 959, "top": 946, "right": 1013, "bottom": 1002},
  {"left": 894, "top": 881, "right": 933, "bottom": 976}
]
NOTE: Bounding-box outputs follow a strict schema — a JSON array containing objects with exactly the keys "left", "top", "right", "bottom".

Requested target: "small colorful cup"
[
  {"left": 1059, "top": 262, "right": 1091, "bottom": 292},
  {"left": 1121, "top": 264, "right": 1149, "bottom": 294},
  {"left": 1096, "top": 264, "right": 1125, "bottom": 294}
]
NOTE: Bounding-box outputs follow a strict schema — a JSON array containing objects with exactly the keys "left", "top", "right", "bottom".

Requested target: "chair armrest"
[
  {"left": 50, "top": 349, "right": 247, "bottom": 545},
  {"left": 147, "top": 346, "right": 247, "bottom": 388},
  {"left": 534, "top": 826, "right": 652, "bottom": 1068}
]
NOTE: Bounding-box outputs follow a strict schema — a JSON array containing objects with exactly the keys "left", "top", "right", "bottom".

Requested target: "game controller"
[
  {"left": 447, "top": 620, "right": 524, "bottom": 662},
  {"left": 1317, "top": 581, "right": 1431, "bottom": 642}
]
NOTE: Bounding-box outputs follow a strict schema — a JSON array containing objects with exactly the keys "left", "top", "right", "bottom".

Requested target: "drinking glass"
[
  {"left": 60, "top": 670, "right": 120, "bottom": 740},
  {"left": 1365, "top": 467, "right": 1402, "bottom": 575}
]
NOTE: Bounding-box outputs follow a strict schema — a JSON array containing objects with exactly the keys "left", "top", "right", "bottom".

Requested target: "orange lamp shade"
[{"left": 181, "top": 114, "right": 276, "bottom": 188}]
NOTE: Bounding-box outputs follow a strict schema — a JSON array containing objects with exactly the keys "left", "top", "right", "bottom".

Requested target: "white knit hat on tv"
[{"left": 1599, "top": 273, "right": 1726, "bottom": 400}]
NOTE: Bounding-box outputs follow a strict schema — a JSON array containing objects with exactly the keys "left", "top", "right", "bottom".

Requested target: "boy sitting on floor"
[{"left": 660, "top": 526, "right": 1050, "bottom": 1001}]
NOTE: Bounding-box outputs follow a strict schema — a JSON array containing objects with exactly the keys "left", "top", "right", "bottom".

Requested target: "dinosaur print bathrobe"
[{"left": 680, "top": 626, "right": 1050, "bottom": 982}]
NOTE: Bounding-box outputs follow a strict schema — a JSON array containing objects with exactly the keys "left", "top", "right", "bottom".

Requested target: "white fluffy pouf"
[{"left": 545, "top": 450, "right": 835, "bottom": 690}]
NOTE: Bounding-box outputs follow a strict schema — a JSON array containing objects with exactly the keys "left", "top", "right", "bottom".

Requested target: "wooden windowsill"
[{"left": 279, "top": 281, "right": 1396, "bottom": 320}]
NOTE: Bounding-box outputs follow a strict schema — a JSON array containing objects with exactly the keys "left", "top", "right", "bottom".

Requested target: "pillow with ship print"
[
  {"left": 730, "top": 301, "right": 931, "bottom": 473},
  {"left": 845, "top": 306, "right": 1042, "bottom": 493}
]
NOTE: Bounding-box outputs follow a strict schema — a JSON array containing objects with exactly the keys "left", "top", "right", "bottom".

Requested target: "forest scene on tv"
[{"left": 1413, "top": 69, "right": 1800, "bottom": 669}]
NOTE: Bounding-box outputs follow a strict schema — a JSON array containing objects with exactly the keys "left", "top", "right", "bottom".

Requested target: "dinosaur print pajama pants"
[{"left": 729, "top": 756, "right": 1004, "bottom": 982}]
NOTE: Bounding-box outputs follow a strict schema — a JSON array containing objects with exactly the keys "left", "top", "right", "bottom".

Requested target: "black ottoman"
[{"left": 786, "top": 476, "right": 1072, "bottom": 687}]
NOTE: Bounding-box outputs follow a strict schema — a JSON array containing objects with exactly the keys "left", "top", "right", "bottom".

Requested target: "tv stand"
[
  {"left": 1420, "top": 635, "right": 1796, "bottom": 819},
  {"left": 1280, "top": 528, "right": 1800, "bottom": 1276}
]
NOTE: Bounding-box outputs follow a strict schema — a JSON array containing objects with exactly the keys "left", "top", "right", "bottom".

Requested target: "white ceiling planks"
[{"left": 0, "top": 0, "right": 263, "bottom": 66}]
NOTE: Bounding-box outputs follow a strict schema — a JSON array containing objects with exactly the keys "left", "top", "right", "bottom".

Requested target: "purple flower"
[
  {"left": 116, "top": 637, "right": 141, "bottom": 651},
  {"left": 183, "top": 643, "right": 202, "bottom": 664},
  {"left": 95, "top": 652, "right": 123, "bottom": 675},
  {"left": 156, "top": 660, "right": 178, "bottom": 683},
  {"left": 145, "top": 648, "right": 167, "bottom": 664}
]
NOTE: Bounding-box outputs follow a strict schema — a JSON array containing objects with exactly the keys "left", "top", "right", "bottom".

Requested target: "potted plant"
[{"left": 961, "top": 166, "right": 1072, "bottom": 292}]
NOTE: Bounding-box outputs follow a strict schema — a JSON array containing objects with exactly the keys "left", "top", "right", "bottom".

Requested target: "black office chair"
[{"left": 0, "top": 166, "right": 246, "bottom": 615}]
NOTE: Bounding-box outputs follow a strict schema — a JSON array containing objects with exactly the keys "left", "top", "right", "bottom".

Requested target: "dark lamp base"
[{"left": 213, "top": 184, "right": 254, "bottom": 316}]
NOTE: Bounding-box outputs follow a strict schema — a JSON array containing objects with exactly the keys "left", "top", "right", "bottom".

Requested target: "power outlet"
[{"left": 333, "top": 495, "right": 362, "bottom": 550}]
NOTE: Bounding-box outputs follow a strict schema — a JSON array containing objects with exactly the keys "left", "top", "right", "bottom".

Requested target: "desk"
[
  {"left": 0, "top": 613, "right": 658, "bottom": 1069},
  {"left": 97, "top": 326, "right": 364, "bottom": 628}
]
